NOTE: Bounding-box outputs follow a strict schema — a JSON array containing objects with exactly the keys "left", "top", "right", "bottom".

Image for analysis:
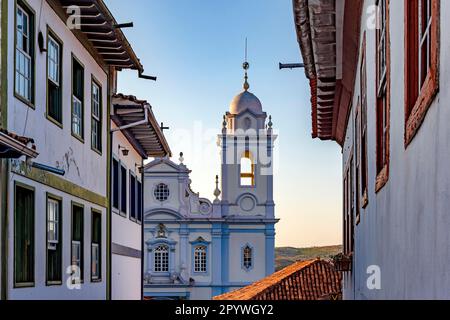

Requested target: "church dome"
[{"left": 230, "top": 90, "right": 263, "bottom": 115}]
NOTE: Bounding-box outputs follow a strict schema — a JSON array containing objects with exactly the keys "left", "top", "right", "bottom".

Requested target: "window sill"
[
  {"left": 361, "top": 190, "right": 369, "bottom": 209},
  {"left": 355, "top": 214, "right": 361, "bottom": 226},
  {"left": 113, "top": 208, "right": 127, "bottom": 219},
  {"left": 71, "top": 133, "right": 85, "bottom": 144},
  {"left": 14, "top": 282, "right": 35, "bottom": 289},
  {"left": 405, "top": 73, "right": 439, "bottom": 148},
  {"left": 375, "top": 165, "right": 389, "bottom": 193},
  {"left": 46, "top": 114, "right": 63, "bottom": 129},
  {"left": 91, "top": 279, "right": 102, "bottom": 283},
  {"left": 14, "top": 93, "right": 35, "bottom": 110},
  {"left": 46, "top": 281, "right": 62, "bottom": 287},
  {"left": 91, "top": 146, "right": 103, "bottom": 156}
]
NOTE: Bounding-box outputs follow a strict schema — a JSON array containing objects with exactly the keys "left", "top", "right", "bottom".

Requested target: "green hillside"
[{"left": 275, "top": 245, "right": 342, "bottom": 271}]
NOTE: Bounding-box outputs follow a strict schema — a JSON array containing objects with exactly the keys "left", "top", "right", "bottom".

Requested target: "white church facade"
[{"left": 143, "top": 65, "right": 279, "bottom": 300}]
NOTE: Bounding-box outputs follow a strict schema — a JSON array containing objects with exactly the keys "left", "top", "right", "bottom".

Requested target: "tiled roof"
[
  {"left": 214, "top": 259, "right": 342, "bottom": 300},
  {"left": 0, "top": 128, "right": 38, "bottom": 159},
  {"left": 112, "top": 93, "right": 149, "bottom": 106},
  {"left": 0, "top": 128, "right": 35, "bottom": 147},
  {"left": 112, "top": 94, "right": 172, "bottom": 158},
  {"left": 56, "top": 0, "right": 143, "bottom": 72}
]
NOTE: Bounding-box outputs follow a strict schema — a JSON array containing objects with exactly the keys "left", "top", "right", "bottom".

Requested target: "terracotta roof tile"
[
  {"left": 0, "top": 128, "right": 35, "bottom": 149},
  {"left": 214, "top": 259, "right": 342, "bottom": 301},
  {"left": 113, "top": 93, "right": 149, "bottom": 106}
]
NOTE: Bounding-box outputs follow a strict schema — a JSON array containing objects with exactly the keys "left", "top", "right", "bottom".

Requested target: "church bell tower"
[{"left": 218, "top": 60, "right": 277, "bottom": 220}]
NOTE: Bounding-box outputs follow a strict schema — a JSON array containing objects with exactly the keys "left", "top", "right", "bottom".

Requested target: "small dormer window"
[{"left": 154, "top": 183, "right": 170, "bottom": 202}]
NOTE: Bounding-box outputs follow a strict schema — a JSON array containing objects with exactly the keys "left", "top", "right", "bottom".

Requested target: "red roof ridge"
[{"left": 214, "top": 258, "right": 338, "bottom": 301}]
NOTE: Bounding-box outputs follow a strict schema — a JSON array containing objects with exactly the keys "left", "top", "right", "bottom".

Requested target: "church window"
[
  {"left": 154, "top": 183, "right": 170, "bottom": 202},
  {"left": 243, "top": 245, "right": 253, "bottom": 270},
  {"left": 154, "top": 245, "right": 169, "bottom": 273},
  {"left": 240, "top": 152, "right": 255, "bottom": 186},
  {"left": 194, "top": 246, "right": 207, "bottom": 273}
]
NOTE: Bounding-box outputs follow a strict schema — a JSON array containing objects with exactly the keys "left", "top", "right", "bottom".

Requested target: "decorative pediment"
[
  {"left": 144, "top": 157, "right": 191, "bottom": 174},
  {"left": 190, "top": 237, "right": 211, "bottom": 245}
]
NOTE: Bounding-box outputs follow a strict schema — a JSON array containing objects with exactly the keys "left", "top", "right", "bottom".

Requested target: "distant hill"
[{"left": 275, "top": 245, "right": 342, "bottom": 271}]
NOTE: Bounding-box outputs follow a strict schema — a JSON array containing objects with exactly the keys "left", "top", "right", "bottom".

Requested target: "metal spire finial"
[
  {"left": 179, "top": 152, "right": 184, "bottom": 164},
  {"left": 243, "top": 38, "right": 250, "bottom": 91}
]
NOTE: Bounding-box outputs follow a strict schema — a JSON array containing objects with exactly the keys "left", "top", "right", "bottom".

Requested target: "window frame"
[
  {"left": 46, "top": 27, "right": 63, "bottom": 127},
  {"left": 137, "top": 180, "right": 143, "bottom": 223},
  {"left": 354, "top": 102, "right": 361, "bottom": 226},
  {"left": 404, "top": 0, "right": 440, "bottom": 147},
  {"left": 71, "top": 54, "right": 85, "bottom": 142},
  {"left": 46, "top": 193, "right": 63, "bottom": 286},
  {"left": 120, "top": 163, "right": 127, "bottom": 216},
  {"left": 154, "top": 183, "right": 170, "bottom": 203},
  {"left": 375, "top": 0, "right": 391, "bottom": 193},
  {"left": 129, "top": 172, "right": 137, "bottom": 221},
  {"left": 91, "top": 76, "right": 102, "bottom": 154},
  {"left": 71, "top": 202, "right": 84, "bottom": 283},
  {"left": 153, "top": 244, "right": 170, "bottom": 273},
  {"left": 242, "top": 244, "right": 254, "bottom": 271},
  {"left": 112, "top": 157, "right": 119, "bottom": 211},
  {"left": 13, "top": 182, "right": 35, "bottom": 288},
  {"left": 193, "top": 245, "right": 208, "bottom": 274},
  {"left": 14, "top": 0, "right": 36, "bottom": 108},
  {"left": 360, "top": 32, "right": 369, "bottom": 208},
  {"left": 90, "top": 209, "right": 102, "bottom": 283},
  {"left": 343, "top": 154, "right": 355, "bottom": 257}
]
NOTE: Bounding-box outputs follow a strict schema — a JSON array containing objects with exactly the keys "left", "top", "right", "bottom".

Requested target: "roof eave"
[{"left": 294, "top": 0, "right": 363, "bottom": 146}]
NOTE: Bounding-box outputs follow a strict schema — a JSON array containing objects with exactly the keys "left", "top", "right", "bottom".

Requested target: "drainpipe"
[{"left": 110, "top": 104, "right": 151, "bottom": 133}]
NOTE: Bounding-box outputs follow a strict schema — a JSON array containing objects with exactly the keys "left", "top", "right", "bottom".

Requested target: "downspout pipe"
[{"left": 111, "top": 104, "right": 152, "bottom": 133}]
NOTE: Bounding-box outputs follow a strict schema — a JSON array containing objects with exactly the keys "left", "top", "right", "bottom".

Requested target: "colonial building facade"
[
  {"left": 110, "top": 93, "right": 170, "bottom": 300},
  {"left": 143, "top": 66, "right": 278, "bottom": 300},
  {"left": 293, "top": 0, "right": 450, "bottom": 299},
  {"left": 0, "top": 0, "right": 169, "bottom": 300}
]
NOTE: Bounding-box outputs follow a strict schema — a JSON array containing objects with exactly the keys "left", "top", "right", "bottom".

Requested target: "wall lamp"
[{"left": 118, "top": 145, "right": 129, "bottom": 157}]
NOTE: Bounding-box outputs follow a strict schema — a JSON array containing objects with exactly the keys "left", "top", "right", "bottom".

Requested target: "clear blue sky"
[{"left": 106, "top": 0, "right": 343, "bottom": 248}]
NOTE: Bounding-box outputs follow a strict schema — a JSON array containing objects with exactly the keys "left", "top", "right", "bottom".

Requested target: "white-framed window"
[
  {"left": 72, "top": 57, "right": 84, "bottom": 139},
  {"left": 72, "top": 96, "right": 83, "bottom": 137},
  {"left": 91, "top": 81, "right": 102, "bottom": 152},
  {"left": 48, "top": 36, "right": 60, "bottom": 85},
  {"left": 243, "top": 245, "right": 253, "bottom": 270},
  {"left": 47, "top": 33, "right": 63, "bottom": 124},
  {"left": 47, "top": 198, "right": 60, "bottom": 250},
  {"left": 15, "top": 3, "right": 33, "bottom": 102},
  {"left": 154, "top": 245, "right": 169, "bottom": 273},
  {"left": 194, "top": 246, "right": 207, "bottom": 273},
  {"left": 154, "top": 183, "right": 170, "bottom": 202}
]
